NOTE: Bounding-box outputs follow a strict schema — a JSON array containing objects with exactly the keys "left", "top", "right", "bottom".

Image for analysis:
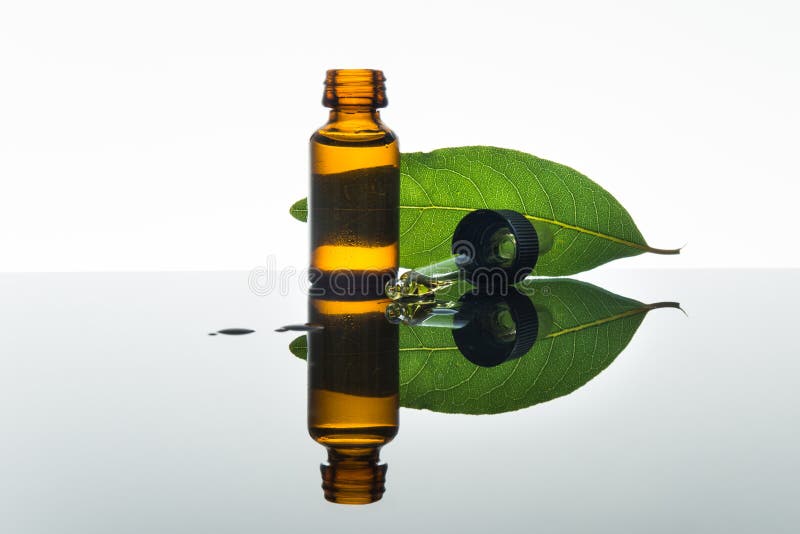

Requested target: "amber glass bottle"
[
  {"left": 307, "top": 296, "right": 399, "bottom": 504},
  {"left": 309, "top": 69, "right": 400, "bottom": 295}
]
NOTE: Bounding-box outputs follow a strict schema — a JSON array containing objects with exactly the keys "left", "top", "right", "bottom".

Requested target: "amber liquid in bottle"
[
  {"left": 307, "top": 296, "right": 399, "bottom": 504},
  {"left": 309, "top": 69, "right": 400, "bottom": 295}
]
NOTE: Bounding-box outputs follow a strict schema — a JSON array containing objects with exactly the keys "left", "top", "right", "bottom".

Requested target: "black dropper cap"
[
  {"left": 451, "top": 209, "right": 539, "bottom": 289},
  {"left": 452, "top": 288, "right": 539, "bottom": 367}
]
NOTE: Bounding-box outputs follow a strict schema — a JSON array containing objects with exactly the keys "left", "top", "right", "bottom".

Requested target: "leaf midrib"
[
  {"left": 398, "top": 203, "right": 677, "bottom": 255},
  {"left": 400, "top": 301, "right": 676, "bottom": 356}
]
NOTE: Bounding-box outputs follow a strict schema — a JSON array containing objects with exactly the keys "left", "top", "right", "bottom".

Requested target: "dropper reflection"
[{"left": 387, "top": 287, "right": 544, "bottom": 367}]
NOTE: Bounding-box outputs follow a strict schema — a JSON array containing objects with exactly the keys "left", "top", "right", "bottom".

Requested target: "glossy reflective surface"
[{"left": 1, "top": 270, "right": 798, "bottom": 532}]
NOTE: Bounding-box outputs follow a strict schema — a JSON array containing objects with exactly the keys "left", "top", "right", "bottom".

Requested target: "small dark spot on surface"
[
  {"left": 208, "top": 328, "right": 255, "bottom": 336},
  {"left": 217, "top": 328, "right": 255, "bottom": 336}
]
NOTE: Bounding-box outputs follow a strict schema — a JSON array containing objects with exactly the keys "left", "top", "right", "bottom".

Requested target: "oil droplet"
[
  {"left": 275, "top": 323, "right": 324, "bottom": 332},
  {"left": 213, "top": 328, "right": 255, "bottom": 336}
]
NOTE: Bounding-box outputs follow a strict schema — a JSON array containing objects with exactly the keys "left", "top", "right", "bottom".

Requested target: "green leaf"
[
  {"left": 289, "top": 198, "right": 307, "bottom": 222},
  {"left": 289, "top": 334, "right": 308, "bottom": 360},
  {"left": 288, "top": 279, "right": 680, "bottom": 414},
  {"left": 291, "top": 146, "right": 678, "bottom": 276}
]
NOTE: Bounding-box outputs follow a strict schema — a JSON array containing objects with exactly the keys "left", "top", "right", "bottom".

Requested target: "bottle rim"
[{"left": 323, "top": 69, "right": 387, "bottom": 109}]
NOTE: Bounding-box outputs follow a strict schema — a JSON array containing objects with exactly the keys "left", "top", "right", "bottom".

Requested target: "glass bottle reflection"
[{"left": 307, "top": 295, "right": 399, "bottom": 505}]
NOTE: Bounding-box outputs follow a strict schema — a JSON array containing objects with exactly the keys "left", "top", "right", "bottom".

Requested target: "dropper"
[{"left": 386, "top": 209, "right": 553, "bottom": 300}]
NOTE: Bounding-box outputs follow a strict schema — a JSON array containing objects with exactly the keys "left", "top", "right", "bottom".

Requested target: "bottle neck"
[
  {"left": 328, "top": 108, "right": 381, "bottom": 121},
  {"left": 325, "top": 108, "right": 383, "bottom": 132},
  {"left": 320, "top": 446, "right": 387, "bottom": 505}
]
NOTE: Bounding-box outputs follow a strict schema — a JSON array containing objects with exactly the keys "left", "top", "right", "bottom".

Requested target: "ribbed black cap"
[
  {"left": 451, "top": 209, "right": 539, "bottom": 289},
  {"left": 452, "top": 288, "right": 539, "bottom": 367}
]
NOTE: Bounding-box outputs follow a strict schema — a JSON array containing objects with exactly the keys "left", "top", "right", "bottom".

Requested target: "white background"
[{"left": 1, "top": 0, "right": 798, "bottom": 272}]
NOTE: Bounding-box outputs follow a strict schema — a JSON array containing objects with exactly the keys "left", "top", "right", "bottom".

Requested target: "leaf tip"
[
  {"left": 644, "top": 244, "right": 682, "bottom": 255},
  {"left": 645, "top": 301, "right": 685, "bottom": 315}
]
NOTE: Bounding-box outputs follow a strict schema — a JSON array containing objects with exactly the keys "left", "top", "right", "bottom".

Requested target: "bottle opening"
[{"left": 323, "top": 69, "right": 387, "bottom": 109}]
